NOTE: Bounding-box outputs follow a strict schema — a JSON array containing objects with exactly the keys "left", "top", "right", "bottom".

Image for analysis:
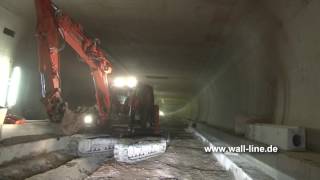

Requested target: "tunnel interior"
[{"left": 1, "top": 0, "right": 320, "bottom": 179}]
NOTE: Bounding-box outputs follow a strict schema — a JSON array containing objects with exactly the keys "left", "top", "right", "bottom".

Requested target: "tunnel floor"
[
  {"left": 86, "top": 128, "right": 234, "bottom": 180},
  {"left": 0, "top": 122, "right": 234, "bottom": 180}
]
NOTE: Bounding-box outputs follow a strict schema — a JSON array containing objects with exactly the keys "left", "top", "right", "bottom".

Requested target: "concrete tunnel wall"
[
  {"left": 0, "top": 6, "right": 25, "bottom": 107},
  {"left": 1, "top": 0, "right": 320, "bottom": 152},
  {"left": 176, "top": 0, "right": 320, "bottom": 152},
  {"left": 0, "top": 7, "right": 48, "bottom": 119}
]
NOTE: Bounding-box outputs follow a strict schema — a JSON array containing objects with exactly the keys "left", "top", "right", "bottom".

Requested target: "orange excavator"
[{"left": 34, "top": 0, "right": 160, "bottom": 136}]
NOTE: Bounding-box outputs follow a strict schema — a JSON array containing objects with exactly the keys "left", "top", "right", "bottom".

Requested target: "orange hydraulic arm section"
[{"left": 35, "top": 0, "right": 112, "bottom": 124}]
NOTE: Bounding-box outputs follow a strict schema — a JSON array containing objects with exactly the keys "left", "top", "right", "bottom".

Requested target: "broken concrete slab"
[
  {"left": 1, "top": 122, "right": 62, "bottom": 140},
  {"left": 0, "top": 136, "right": 72, "bottom": 165},
  {"left": 26, "top": 156, "right": 109, "bottom": 180},
  {"left": 0, "top": 151, "right": 74, "bottom": 180}
]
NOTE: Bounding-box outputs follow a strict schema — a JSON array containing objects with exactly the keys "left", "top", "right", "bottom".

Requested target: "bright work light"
[
  {"left": 0, "top": 55, "right": 10, "bottom": 107},
  {"left": 7, "top": 66, "right": 21, "bottom": 107},
  {"left": 127, "top": 76, "right": 137, "bottom": 88},
  {"left": 113, "top": 77, "right": 126, "bottom": 88},
  {"left": 159, "top": 110, "right": 165, "bottom": 117},
  {"left": 113, "top": 76, "right": 138, "bottom": 88},
  {"left": 84, "top": 114, "right": 93, "bottom": 124}
]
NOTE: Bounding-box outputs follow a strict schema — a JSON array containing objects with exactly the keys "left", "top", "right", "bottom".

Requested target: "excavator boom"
[
  {"left": 35, "top": 0, "right": 112, "bottom": 124},
  {"left": 34, "top": 0, "right": 166, "bottom": 162}
]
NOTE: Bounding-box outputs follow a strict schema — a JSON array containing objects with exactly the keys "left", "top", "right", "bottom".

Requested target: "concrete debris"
[
  {"left": 60, "top": 105, "right": 98, "bottom": 135},
  {"left": 0, "top": 127, "right": 232, "bottom": 180},
  {"left": 0, "top": 135, "right": 72, "bottom": 166},
  {"left": 0, "top": 151, "right": 74, "bottom": 180},
  {"left": 27, "top": 156, "right": 108, "bottom": 180},
  {"left": 60, "top": 108, "right": 84, "bottom": 135}
]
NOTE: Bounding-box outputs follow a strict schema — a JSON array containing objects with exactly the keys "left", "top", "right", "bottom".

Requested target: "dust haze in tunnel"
[
  {"left": 1, "top": 0, "right": 320, "bottom": 151},
  {"left": 176, "top": 0, "right": 320, "bottom": 152},
  {"left": 1, "top": 0, "right": 236, "bottom": 117}
]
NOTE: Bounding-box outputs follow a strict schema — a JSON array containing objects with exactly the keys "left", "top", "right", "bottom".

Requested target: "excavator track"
[
  {"left": 75, "top": 136, "right": 167, "bottom": 163},
  {"left": 77, "top": 136, "right": 118, "bottom": 157},
  {"left": 114, "top": 138, "right": 167, "bottom": 163}
]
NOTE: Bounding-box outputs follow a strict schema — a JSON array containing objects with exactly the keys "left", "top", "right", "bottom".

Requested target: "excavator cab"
[{"left": 109, "top": 77, "right": 159, "bottom": 136}]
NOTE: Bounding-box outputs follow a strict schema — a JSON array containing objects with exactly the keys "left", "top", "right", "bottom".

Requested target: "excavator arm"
[
  {"left": 34, "top": 1, "right": 166, "bottom": 162},
  {"left": 35, "top": 0, "right": 112, "bottom": 124}
]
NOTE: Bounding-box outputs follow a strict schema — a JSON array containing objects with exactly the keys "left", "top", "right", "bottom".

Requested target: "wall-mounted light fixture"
[{"left": 7, "top": 66, "right": 21, "bottom": 107}]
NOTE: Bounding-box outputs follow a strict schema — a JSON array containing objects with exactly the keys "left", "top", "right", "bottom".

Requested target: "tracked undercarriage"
[
  {"left": 114, "top": 138, "right": 167, "bottom": 163},
  {"left": 74, "top": 135, "right": 168, "bottom": 163}
]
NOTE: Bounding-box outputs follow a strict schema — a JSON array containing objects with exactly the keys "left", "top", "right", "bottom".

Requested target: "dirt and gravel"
[
  {"left": 0, "top": 120, "right": 233, "bottom": 180},
  {"left": 86, "top": 129, "right": 234, "bottom": 180}
]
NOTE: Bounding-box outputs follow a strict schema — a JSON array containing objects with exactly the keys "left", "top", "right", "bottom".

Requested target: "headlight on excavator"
[
  {"left": 127, "top": 76, "right": 137, "bottom": 88},
  {"left": 159, "top": 110, "right": 165, "bottom": 117},
  {"left": 113, "top": 76, "right": 137, "bottom": 88},
  {"left": 113, "top": 77, "right": 126, "bottom": 88},
  {"left": 84, "top": 114, "right": 93, "bottom": 124}
]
